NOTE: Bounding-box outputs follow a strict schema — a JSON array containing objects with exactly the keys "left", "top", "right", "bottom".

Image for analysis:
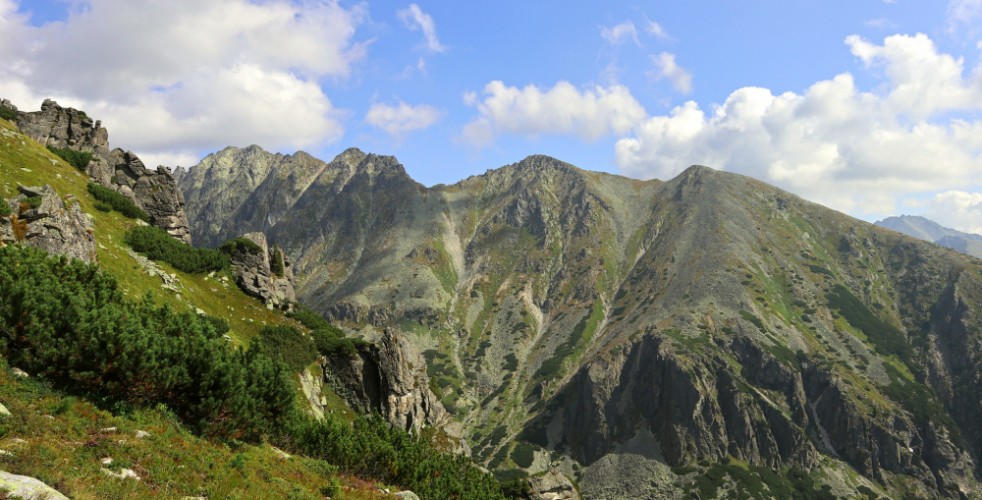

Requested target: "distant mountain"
[
  {"left": 875, "top": 215, "right": 982, "bottom": 258},
  {"left": 181, "top": 145, "right": 982, "bottom": 498}
]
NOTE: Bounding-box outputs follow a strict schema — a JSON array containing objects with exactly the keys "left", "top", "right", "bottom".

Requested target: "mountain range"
[
  {"left": 875, "top": 215, "right": 982, "bottom": 259},
  {"left": 177, "top": 145, "right": 982, "bottom": 498}
]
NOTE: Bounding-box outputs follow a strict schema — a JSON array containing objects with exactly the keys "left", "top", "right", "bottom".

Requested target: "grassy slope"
[{"left": 0, "top": 118, "right": 377, "bottom": 498}]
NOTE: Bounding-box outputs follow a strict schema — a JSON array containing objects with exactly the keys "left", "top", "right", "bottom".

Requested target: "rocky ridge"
[
  {"left": 876, "top": 214, "right": 982, "bottom": 259},
  {"left": 180, "top": 147, "right": 982, "bottom": 498},
  {"left": 1, "top": 99, "right": 191, "bottom": 243}
]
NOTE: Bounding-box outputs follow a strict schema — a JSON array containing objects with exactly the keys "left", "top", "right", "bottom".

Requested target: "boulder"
[
  {"left": 526, "top": 468, "right": 579, "bottom": 500},
  {"left": 0, "top": 470, "right": 70, "bottom": 500},
  {"left": 2, "top": 185, "right": 96, "bottom": 263},
  {"left": 228, "top": 232, "right": 296, "bottom": 310}
]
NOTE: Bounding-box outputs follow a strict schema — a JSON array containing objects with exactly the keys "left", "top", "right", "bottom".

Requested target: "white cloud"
[
  {"left": 601, "top": 21, "right": 639, "bottom": 46},
  {"left": 646, "top": 19, "right": 671, "bottom": 41},
  {"left": 398, "top": 3, "right": 446, "bottom": 53},
  {"left": 461, "top": 80, "right": 647, "bottom": 148},
  {"left": 947, "top": 0, "right": 982, "bottom": 33},
  {"left": 616, "top": 34, "right": 982, "bottom": 219},
  {"left": 0, "top": 0, "right": 365, "bottom": 163},
  {"left": 924, "top": 191, "right": 982, "bottom": 234},
  {"left": 365, "top": 101, "right": 442, "bottom": 138},
  {"left": 649, "top": 52, "right": 693, "bottom": 94}
]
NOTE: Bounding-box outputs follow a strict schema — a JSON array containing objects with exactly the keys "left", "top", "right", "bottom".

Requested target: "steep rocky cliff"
[
  {"left": 1, "top": 99, "right": 191, "bottom": 243},
  {"left": 181, "top": 148, "right": 982, "bottom": 498}
]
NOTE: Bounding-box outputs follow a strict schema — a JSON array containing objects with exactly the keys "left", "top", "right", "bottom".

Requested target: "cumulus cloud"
[
  {"left": 398, "top": 3, "right": 446, "bottom": 53},
  {"left": 615, "top": 34, "right": 982, "bottom": 218},
  {"left": 649, "top": 52, "right": 693, "bottom": 94},
  {"left": 365, "top": 101, "right": 442, "bottom": 138},
  {"left": 0, "top": 0, "right": 365, "bottom": 163},
  {"left": 601, "top": 21, "right": 640, "bottom": 46},
  {"left": 461, "top": 80, "right": 647, "bottom": 148},
  {"left": 645, "top": 19, "right": 671, "bottom": 41},
  {"left": 924, "top": 191, "right": 982, "bottom": 234}
]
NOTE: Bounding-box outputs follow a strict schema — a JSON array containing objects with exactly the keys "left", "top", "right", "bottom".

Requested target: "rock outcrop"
[
  {"left": 527, "top": 468, "right": 580, "bottom": 500},
  {"left": 321, "top": 328, "right": 468, "bottom": 453},
  {"left": 1, "top": 185, "right": 96, "bottom": 262},
  {"left": 0, "top": 470, "right": 70, "bottom": 500},
  {"left": 105, "top": 149, "right": 191, "bottom": 243},
  {"left": 3, "top": 98, "right": 191, "bottom": 243},
  {"left": 228, "top": 232, "right": 296, "bottom": 310}
]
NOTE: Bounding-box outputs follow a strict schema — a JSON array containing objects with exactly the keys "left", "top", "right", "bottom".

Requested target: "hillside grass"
[
  {"left": 0, "top": 360, "right": 382, "bottom": 499},
  {"left": 0, "top": 119, "right": 290, "bottom": 343}
]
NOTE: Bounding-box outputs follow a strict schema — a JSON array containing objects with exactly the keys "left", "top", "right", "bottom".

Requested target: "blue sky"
[{"left": 2, "top": 1, "right": 982, "bottom": 232}]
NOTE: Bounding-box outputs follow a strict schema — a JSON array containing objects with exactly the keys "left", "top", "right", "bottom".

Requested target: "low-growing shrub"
[
  {"left": 125, "top": 225, "right": 230, "bottom": 274},
  {"left": 86, "top": 183, "right": 149, "bottom": 221},
  {"left": 0, "top": 107, "right": 16, "bottom": 121},
  {"left": 47, "top": 145, "right": 93, "bottom": 170},
  {"left": 93, "top": 201, "right": 112, "bottom": 212},
  {"left": 219, "top": 237, "right": 263, "bottom": 256},
  {"left": 252, "top": 325, "right": 317, "bottom": 373},
  {"left": 270, "top": 247, "right": 285, "bottom": 276}
]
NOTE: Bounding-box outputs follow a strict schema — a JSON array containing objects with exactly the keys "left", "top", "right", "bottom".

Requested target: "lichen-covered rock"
[
  {"left": 108, "top": 149, "right": 191, "bottom": 243},
  {"left": 527, "top": 468, "right": 580, "bottom": 500},
  {"left": 0, "top": 470, "right": 70, "bottom": 500},
  {"left": 1, "top": 185, "right": 96, "bottom": 262},
  {"left": 322, "top": 328, "right": 469, "bottom": 454},
  {"left": 228, "top": 232, "right": 296, "bottom": 310}
]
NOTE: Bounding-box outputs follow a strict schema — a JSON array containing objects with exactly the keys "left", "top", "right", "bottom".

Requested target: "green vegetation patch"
[
  {"left": 251, "top": 325, "right": 317, "bottom": 373},
  {"left": 47, "top": 145, "right": 93, "bottom": 171},
  {"left": 826, "top": 284, "right": 911, "bottom": 365},
  {"left": 87, "top": 182, "right": 149, "bottom": 221},
  {"left": 270, "top": 247, "right": 285, "bottom": 276},
  {"left": 684, "top": 458, "right": 837, "bottom": 500},
  {"left": 219, "top": 236, "right": 263, "bottom": 256},
  {"left": 125, "top": 226, "right": 230, "bottom": 274},
  {"left": 881, "top": 363, "right": 958, "bottom": 440},
  {"left": 740, "top": 310, "right": 766, "bottom": 331},
  {"left": 0, "top": 106, "right": 16, "bottom": 121},
  {"left": 510, "top": 441, "right": 535, "bottom": 468},
  {"left": 0, "top": 245, "right": 293, "bottom": 440},
  {"left": 287, "top": 305, "right": 365, "bottom": 358}
]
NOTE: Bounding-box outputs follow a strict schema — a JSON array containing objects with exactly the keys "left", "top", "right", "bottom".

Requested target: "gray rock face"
[
  {"left": 107, "top": 149, "right": 191, "bottom": 243},
  {"left": 228, "top": 232, "right": 296, "bottom": 310},
  {"left": 322, "top": 328, "right": 468, "bottom": 453},
  {"left": 0, "top": 470, "right": 70, "bottom": 500},
  {"left": 4, "top": 98, "right": 191, "bottom": 243},
  {"left": 527, "top": 468, "right": 580, "bottom": 500},
  {"left": 1, "top": 185, "right": 96, "bottom": 262},
  {"left": 8, "top": 98, "right": 110, "bottom": 160},
  {"left": 177, "top": 145, "right": 332, "bottom": 247}
]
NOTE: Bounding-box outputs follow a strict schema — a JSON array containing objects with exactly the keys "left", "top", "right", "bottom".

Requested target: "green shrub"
[
  {"left": 0, "top": 107, "right": 16, "bottom": 121},
  {"left": 0, "top": 202, "right": 10, "bottom": 217},
  {"left": 270, "top": 247, "right": 285, "bottom": 276},
  {"left": 288, "top": 305, "right": 364, "bottom": 357},
  {"left": 252, "top": 325, "right": 317, "bottom": 373},
  {"left": 93, "top": 201, "right": 112, "bottom": 212},
  {"left": 47, "top": 146, "right": 93, "bottom": 170},
  {"left": 511, "top": 441, "right": 535, "bottom": 468},
  {"left": 219, "top": 237, "right": 263, "bottom": 256},
  {"left": 125, "top": 226, "right": 230, "bottom": 274},
  {"left": 22, "top": 196, "right": 42, "bottom": 210},
  {"left": 286, "top": 415, "right": 507, "bottom": 499},
  {"left": 827, "top": 284, "right": 911, "bottom": 365},
  {"left": 86, "top": 183, "right": 149, "bottom": 221},
  {"left": 0, "top": 245, "right": 294, "bottom": 440}
]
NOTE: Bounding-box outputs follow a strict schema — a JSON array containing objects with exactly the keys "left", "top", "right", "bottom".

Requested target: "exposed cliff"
[
  {"left": 181, "top": 148, "right": 982, "bottom": 497},
  {"left": 227, "top": 231, "right": 297, "bottom": 310}
]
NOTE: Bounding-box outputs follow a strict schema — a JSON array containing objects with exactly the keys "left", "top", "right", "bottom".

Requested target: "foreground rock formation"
[
  {"left": 1, "top": 185, "right": 95, "bottom": 262},
  {"left": 1, "top": 99, "right": 191, "bottom": 243},
  {"left": 227, "top": 232, "right": 296, "bottom": 310},
  {"left": 181, "top": 148, "right": 982, "bottom": 497}
]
